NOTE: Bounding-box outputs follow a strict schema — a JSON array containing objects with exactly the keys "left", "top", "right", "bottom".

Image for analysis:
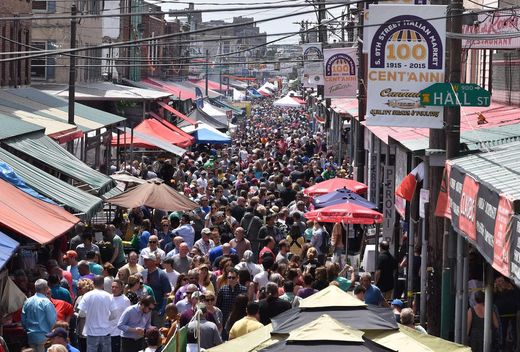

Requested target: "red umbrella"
[
  {"left": 303, "top": 178, "right": 368, "bottom": 197},
  {"left": 304, "top": 203, "right": 383, "bottom": 224}
]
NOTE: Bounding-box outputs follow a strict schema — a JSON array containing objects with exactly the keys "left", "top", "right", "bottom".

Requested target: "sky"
[{"left": 156, "top": 0, "right": 347, "bottom": 44}]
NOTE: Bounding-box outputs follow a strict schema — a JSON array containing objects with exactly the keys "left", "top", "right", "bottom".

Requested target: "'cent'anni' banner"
[
  {"left": 302, "top": 43, "right": 324, "bottom": 87},
  {"left": 366, "top": 5, "right": 446, "bottom": 128},
  {"left": 323, "top": 47, "right": 358, "bottom": 99}
]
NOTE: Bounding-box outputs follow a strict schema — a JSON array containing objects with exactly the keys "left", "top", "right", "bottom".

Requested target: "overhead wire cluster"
[{"left": 1, "top": 0, "right": 519, "bottom": 69}]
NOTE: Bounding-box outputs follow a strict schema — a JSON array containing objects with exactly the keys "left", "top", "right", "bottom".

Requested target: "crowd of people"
[{"left": 6, "top": 98, "right": 417, "bottom": 352}]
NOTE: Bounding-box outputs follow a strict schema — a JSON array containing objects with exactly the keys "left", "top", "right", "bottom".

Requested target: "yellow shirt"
[{"left": 229, "top": 316, "right": 264, "bottom": 339}]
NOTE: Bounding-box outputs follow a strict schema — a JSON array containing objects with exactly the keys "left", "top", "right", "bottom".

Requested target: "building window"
[
  {"left": 32, "top": 1, "right": 56, "bottom": 13},
  {"left": 30, "top": 41, "right": 56, "bottom": 81},
  {"left": 30, "top": 42, "right": 47, "bottom": 79}
]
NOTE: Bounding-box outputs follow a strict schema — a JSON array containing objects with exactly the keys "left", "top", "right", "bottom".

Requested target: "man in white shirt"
[
  {"left": 78, "top": 275, "right": 117, "bottom": 352},
  {"left": 109, "top": 279, "right": 130, "bottom": 352},
  {"left": 196, "top": 171, "right": 208, "bottom": 191},
  {"left": 138, "top": 235, "right": 165, "bottom": 266},
  {"left": 193, "top": 228, "right": 215, "bottom": 257}
]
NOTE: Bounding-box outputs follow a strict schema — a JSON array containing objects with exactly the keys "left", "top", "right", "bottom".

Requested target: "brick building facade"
[{"left": 0, "top": 0, "right": 32, "bottom": 87}]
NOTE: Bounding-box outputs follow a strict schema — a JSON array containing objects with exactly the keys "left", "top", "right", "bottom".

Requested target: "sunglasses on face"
[
  {"left": 227, "top": 276, "right": 237, "bottom": 280},
  {"left": 149, "top": 240, "right": 158, "bottom": 244}
]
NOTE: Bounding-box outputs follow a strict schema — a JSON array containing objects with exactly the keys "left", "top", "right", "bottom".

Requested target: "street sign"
[{"left": 420, "top": 83, "right": 491, "bottom": 107}]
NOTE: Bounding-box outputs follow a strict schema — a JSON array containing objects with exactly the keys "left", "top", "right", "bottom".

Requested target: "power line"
[
  {"left": 5, "top": 1, "right": 520, "bottom": 65},
  {"left": 0, "top": 2, "right": 350, "bottom": 63},
  {"left": 0, "top": 1, "right": 351, "bottom": 21},
  {"left": 31, "top": 58, "right": 310, "bottom": 67}
]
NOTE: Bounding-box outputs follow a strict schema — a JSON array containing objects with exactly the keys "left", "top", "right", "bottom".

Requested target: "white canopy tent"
[
  {"left": 273, "top": 95, "right": 305, "bottom": 108},
  {"left": 233, "top": 88, "right": 246, "bottom": 101}
]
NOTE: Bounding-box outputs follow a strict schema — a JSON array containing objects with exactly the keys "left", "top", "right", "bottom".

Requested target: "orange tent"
[{"left": 0, "top": 179, "right": 79, "bottom": 244}]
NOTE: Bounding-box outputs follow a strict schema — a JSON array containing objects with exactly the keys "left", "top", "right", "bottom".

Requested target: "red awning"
[
  {"left": 331, "top": 98, "right": 358, "bottom": 118},
  {"left": 142, "top": 78, "right": 196, "bottom": 100},
  {"left": 291, "top": 97, "right": 306, "bottom": 105},
  {"left": 223, "top": 75, "right": 257, "bottom": 82},
  {"left": 158, "top": 102, "right": 197, "bottom": 125},
  {"left": 48, "top": 128, "right": 84, "bottom": 144},
  {"left": 0, "top": 179, "right": 79, "bottom": 244},
  {"left": 111, "top": 119, "right": 193, "bottom": 148},
  {"left": 189, "top": 79, "right": 230, "bottom": 92},
  {"left": 147, "top": 112, "right": 195, "bottom": 146}
]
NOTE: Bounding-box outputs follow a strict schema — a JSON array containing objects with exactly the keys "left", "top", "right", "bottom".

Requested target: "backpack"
[{"left": 319, "top": 229, "right": 331, "bottom": 255}]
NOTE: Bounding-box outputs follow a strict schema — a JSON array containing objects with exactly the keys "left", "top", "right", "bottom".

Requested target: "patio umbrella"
[
  {"left": 303, "top": 178, "right": 368, "bottom": 197},
  {"left": 106, "top": 179, "right": 198, "bottom": 212},
  {"left": 313, "top": 188, "right": 378, "bottom": 209},
  {"left": 304, "top": 203, "right": 383, "bottom": 224},
  {"left": 110, "top": 171, "right": 148, "bottom": 185}
]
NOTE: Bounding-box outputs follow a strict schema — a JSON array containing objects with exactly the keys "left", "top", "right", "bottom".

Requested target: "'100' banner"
[{"left": 366, "top": 4, "right": 446, "bottom": 128}]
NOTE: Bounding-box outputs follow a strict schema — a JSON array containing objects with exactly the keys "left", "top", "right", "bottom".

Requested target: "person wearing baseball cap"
[
  {"left": 391, "top": 299, "right": 404, "bottom": 323},
  {"left": 46, "top": 327, "right": 79, "bottom": 352},
  {"left": 63, "top": 251, "right": 80, "bottom": 295}
]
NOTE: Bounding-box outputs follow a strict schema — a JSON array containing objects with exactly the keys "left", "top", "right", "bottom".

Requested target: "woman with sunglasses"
[
  {"left": 198, "top": 264, "right": 215, "bottom": 294},
  {"left": 203, "top": 292, "right": 223, "bottom": 332}
]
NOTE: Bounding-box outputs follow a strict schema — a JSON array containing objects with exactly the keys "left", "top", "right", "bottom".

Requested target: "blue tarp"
[
  {"left": 0, "top": 161, "right": 55, "bottom": 204},
  {"left": 0, "top": 231, "right": 19, "bottom": 270},
  {"left": 194, "top": 127, "right": 231, "bottom": 145},
  {"left": 312, "top": 188, "right": 378, "bottom": 209}
]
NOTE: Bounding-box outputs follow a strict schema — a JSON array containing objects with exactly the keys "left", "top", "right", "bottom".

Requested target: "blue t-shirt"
[
  {"left": 208, "top": 246, "right": 237, "bottom": 264},
  {"left": 145, "top": 269, "right": 172, "bottom": 309},
  {"left": 67, "top": 343, "right": 80, "bottom": 352},
  {"left": 139, "top": 231, "right": 151, "bottom": 251},
  {"left": 364, "top": 284, "right": 384, "bottom": 306}
]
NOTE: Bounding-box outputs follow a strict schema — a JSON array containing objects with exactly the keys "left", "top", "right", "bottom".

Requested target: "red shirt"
[
  {"left": 50, "top": 298, "right": 73, "bottom": 321},
  {"left": 258, "top": 247, "right": 274, "bottom": 264}
]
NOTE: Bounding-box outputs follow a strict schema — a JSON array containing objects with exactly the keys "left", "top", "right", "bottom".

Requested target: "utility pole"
[
  {"left": 317, "top": 0, "right": 327, "bottom": 102},
  {"left": 205, "top": 49, "right": 209, "bottom": 97},
  {"left": 438, "top": 0, "right": 462, "bottom": 340},
  {"left": 354, "top": 0, "right": 365, "bottom": 182},
  {"left": 219, "top": 38, "right": 222, "bottom": 95},
  {"left": 67, "top": 4, "right": 77, "bottom": 153}
]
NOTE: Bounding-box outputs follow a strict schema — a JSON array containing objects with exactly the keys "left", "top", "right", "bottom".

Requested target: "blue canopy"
[
  {"left": 0, "top": 161, "right": 55, "bottom": 204},
  {"left": 194, "top": 127, "right": 231, "bottom": 145},
  {"left": 313, "top": 188, "right": 378, "bottom": 210},
  {"left": 0, "top": 231, "right": 19, "bottom": 270},
  {"left": 247, "top": 89, "right": 262, "bottom": 98}
]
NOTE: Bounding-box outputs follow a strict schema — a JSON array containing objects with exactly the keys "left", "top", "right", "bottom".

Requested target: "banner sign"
[
  {"left": 463, "top": 11, "right": 520, "bottom": 49},
  {"left": 493, "top": 195, "right": 513, "bottom": 276},
  {"left": 302, "top": 43, "right": 324, "bottom": 87},
  {"left": 448, "top": 166, "right": 466, "bottom": 235},
  {"left": 509, "top": 216, "right": 520, "bottom": 285},
  {"left": 366, "top": 5, "right": 446, "bottom": 128},
  {"left": 363, "top": 0, "right": 429, "bottom": 53},
  {"left": 446, "top": 164, "right": 514, "bottom": 278},
  {"left": 323, "top": 47, "right": 357, "bottom": 98},
  {"left": 383, "top": 164, "right": 396, "bottom": 239},
  {"left": 475, "top": 182, "right": 500, "bottom": 262}
]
